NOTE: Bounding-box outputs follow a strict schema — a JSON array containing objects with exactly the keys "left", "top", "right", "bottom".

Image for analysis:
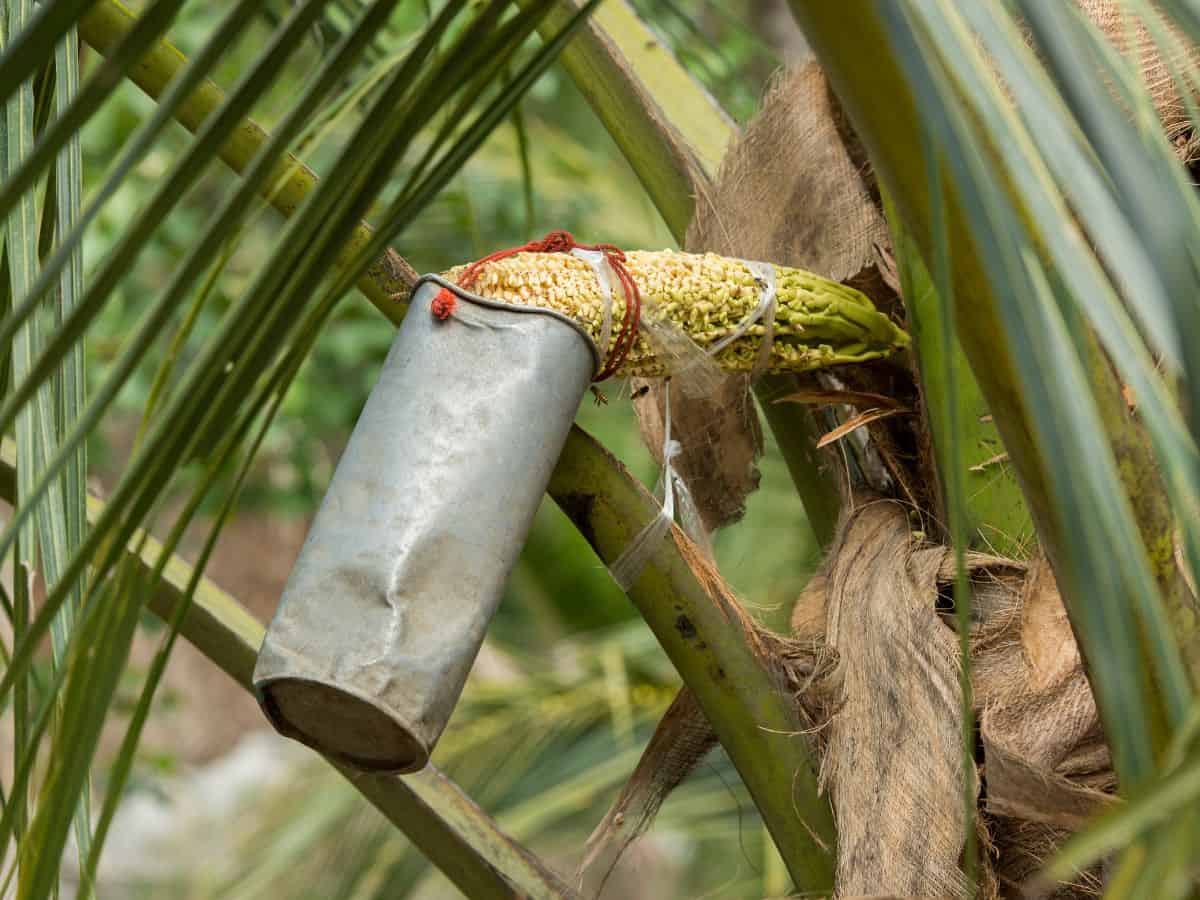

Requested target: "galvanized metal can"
[{"left": 254, "top": 276, "right": 598, "bottom": 773}]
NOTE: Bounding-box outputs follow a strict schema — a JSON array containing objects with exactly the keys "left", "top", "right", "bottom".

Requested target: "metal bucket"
[{"left": 254, "top": 275, "right": 598, "bottom": 773}]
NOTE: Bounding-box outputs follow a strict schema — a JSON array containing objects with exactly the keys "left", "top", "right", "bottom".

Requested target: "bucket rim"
[
  {"left": 256, "top": 673, "right": 432, "bottom": 774},
  {"left": 414, "top": 273, "right": 602, "bottom": 373}
]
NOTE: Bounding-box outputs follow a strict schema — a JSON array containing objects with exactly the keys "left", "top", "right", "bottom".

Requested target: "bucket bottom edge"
[{"left": 255, "top": 675, "right": 430, "bottom": 775}]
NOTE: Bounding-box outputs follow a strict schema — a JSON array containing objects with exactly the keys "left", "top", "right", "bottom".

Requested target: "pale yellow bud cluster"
[{"left": 443, "top": 249, "right": 908, "bottom": 376}]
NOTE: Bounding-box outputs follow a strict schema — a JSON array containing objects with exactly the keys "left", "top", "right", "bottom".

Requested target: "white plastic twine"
[
  {"left": 707, "top": 259, "right": 778, "bottom": 376},
  {"left": 606, "top": 259, "right": 778, "bottom": 589},
  {"left": 671, "top": 462, "right": 715, "bottom": 561},
  {"left": 610, "top": 383, "right": 682, "bottom": 590},
  {"left": 571, "top": 247, "right": 615, "bottom": 378}
]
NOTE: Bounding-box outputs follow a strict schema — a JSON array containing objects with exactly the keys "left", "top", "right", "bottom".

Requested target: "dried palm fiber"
[
  {"left": 578, "top": 689, "right": 716, "bottom": 897},
  {"left": 636, "top": 61, "right": 896, "bottom": 534},
  {"left": 578, "top": 503, "right": 1113, "bottom": 896},
  {"left": 969, "top": 558, "right": 1112, "bottom": 898},
  {"left": 789, "top": 528, "right": 1113, "bottom": 898},
  {"left": 971, "top": 557, "right": 1115, "bottom": 831},
  {"left": 587, "top": 502, "right": 980, "bottom": 898},
  {"left": 1076, "top": 0, "right": 1200, "bottom": 163},
  {"left": 955, "top": 558, "right": 1109, "bottom": 898},
  {"left": 441, "top": 249, "right": 909, "bottom": 377},
  {"left": 990, "top": 819, "right": 1104, "bottom": 900},
  {"left": 687, "top": 63, "right": 892, "bottom": 294},
  {"left": 813, "top": 500, "right": 975, "bottom": 899}
]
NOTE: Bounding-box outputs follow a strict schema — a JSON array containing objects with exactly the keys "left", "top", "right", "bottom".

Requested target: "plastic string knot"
[
  {"left": 528, "top": 229, "right": 576, "bottom": 254},
  {"left": 430, "top": 289, "right": 457, "bottom": 320},
  {"left": 432, "top": 230, "right": 641, "bottom": 382}
]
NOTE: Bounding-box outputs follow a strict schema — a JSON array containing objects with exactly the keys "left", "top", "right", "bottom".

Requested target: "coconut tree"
[{"left": 2, "top": 0, "right": 1200, "bottom": 898}]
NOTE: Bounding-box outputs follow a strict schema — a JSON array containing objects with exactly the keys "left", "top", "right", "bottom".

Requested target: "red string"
[{"left": 429, "top": 230, "right": 641, "bottom": 382}]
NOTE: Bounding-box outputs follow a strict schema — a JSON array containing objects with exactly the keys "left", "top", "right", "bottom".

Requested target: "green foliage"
[
  {"left": 0, "top": 1, "right": 618, "bottom": 895},
  {"left": 791, "top": 0, "right": 1200, "bottom": 889},
  {"left": 83, "top": 3, "right": 676, "bottom": 517},
  {"left": 630, "top": 0, "right": 774, "bottom": 122},
  {"left": 147, "top": 627, "right": 777, "bottom": 899},
  {"left": 3, "top": 0, "right": 817, "bottom": 892},
  {"left": 9, "top": 0, "right": 1200, "bottom": 897}
]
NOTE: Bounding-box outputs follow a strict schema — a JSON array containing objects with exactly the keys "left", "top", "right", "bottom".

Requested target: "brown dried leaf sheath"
[
  {"left": 1080, "top": 0, "right": 1200, "bottom": 163},
  {"left": 791, "top": 504, "right": 1110, "bottom": 897},
  {"left": 817, "top": 501, "right": 974, "bottom": 899},
  {"left": 585, "top": 498, "right": 1111, "bottom": 897},
  {"left": 815, "top": 407, "right": 910, "bottom": 449},
  {"left": 629, "top": 61, "right": 900, "bottom": 535}
]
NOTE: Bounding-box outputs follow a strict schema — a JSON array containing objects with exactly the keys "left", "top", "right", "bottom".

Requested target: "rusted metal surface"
[{"left": 255, "top": 276, "right": 596, "bottom": 772}]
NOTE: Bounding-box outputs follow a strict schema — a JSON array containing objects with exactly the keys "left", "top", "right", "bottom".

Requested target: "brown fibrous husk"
[
  {"left": 630, "top": 60, "right": 903, "bottom": 537},
  {"left": 583, "top": 498, "right": 1112, "bottom": 898},
  {"left": 587, "top": 2, "right": 1200, "bottom": 892},
  {"left": 784, "top": 499, "right": 1111, "bottom": 898},
  {"left": 1078, "top": 0, "right": 1200, "bottom": 164}
]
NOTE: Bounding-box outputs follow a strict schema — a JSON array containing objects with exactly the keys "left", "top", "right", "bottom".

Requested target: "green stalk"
[
  {"left": 77, "top": 4, "right": 836, "bottom": 887},
  {"left": 521, "top": 0, "right": 734, "bottom": 241},
  {"left": 548, "top": 427, "right": 836, "bottom": 891},
  {"left": 787, "top": 0, "right": 1189, "bottom": 773},
  {"left": 888, "top": 211, "right": 1032, "bottom": 557}
]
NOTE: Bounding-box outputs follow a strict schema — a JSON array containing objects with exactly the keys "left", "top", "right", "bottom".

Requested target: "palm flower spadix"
[{"left": 444, "top": 249, "right": 909, "bottom": 376}]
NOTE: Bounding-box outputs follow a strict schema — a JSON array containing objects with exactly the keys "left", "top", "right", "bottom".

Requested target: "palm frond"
[
  {"left": 791, "top": 0, "right": 1200, "bottom": 886},
  {"left": 0, "top": 0, "right": 607, "bottom": 892},
  {"left": 154, "top": 626, "right": 772, "bottom": 900}
]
